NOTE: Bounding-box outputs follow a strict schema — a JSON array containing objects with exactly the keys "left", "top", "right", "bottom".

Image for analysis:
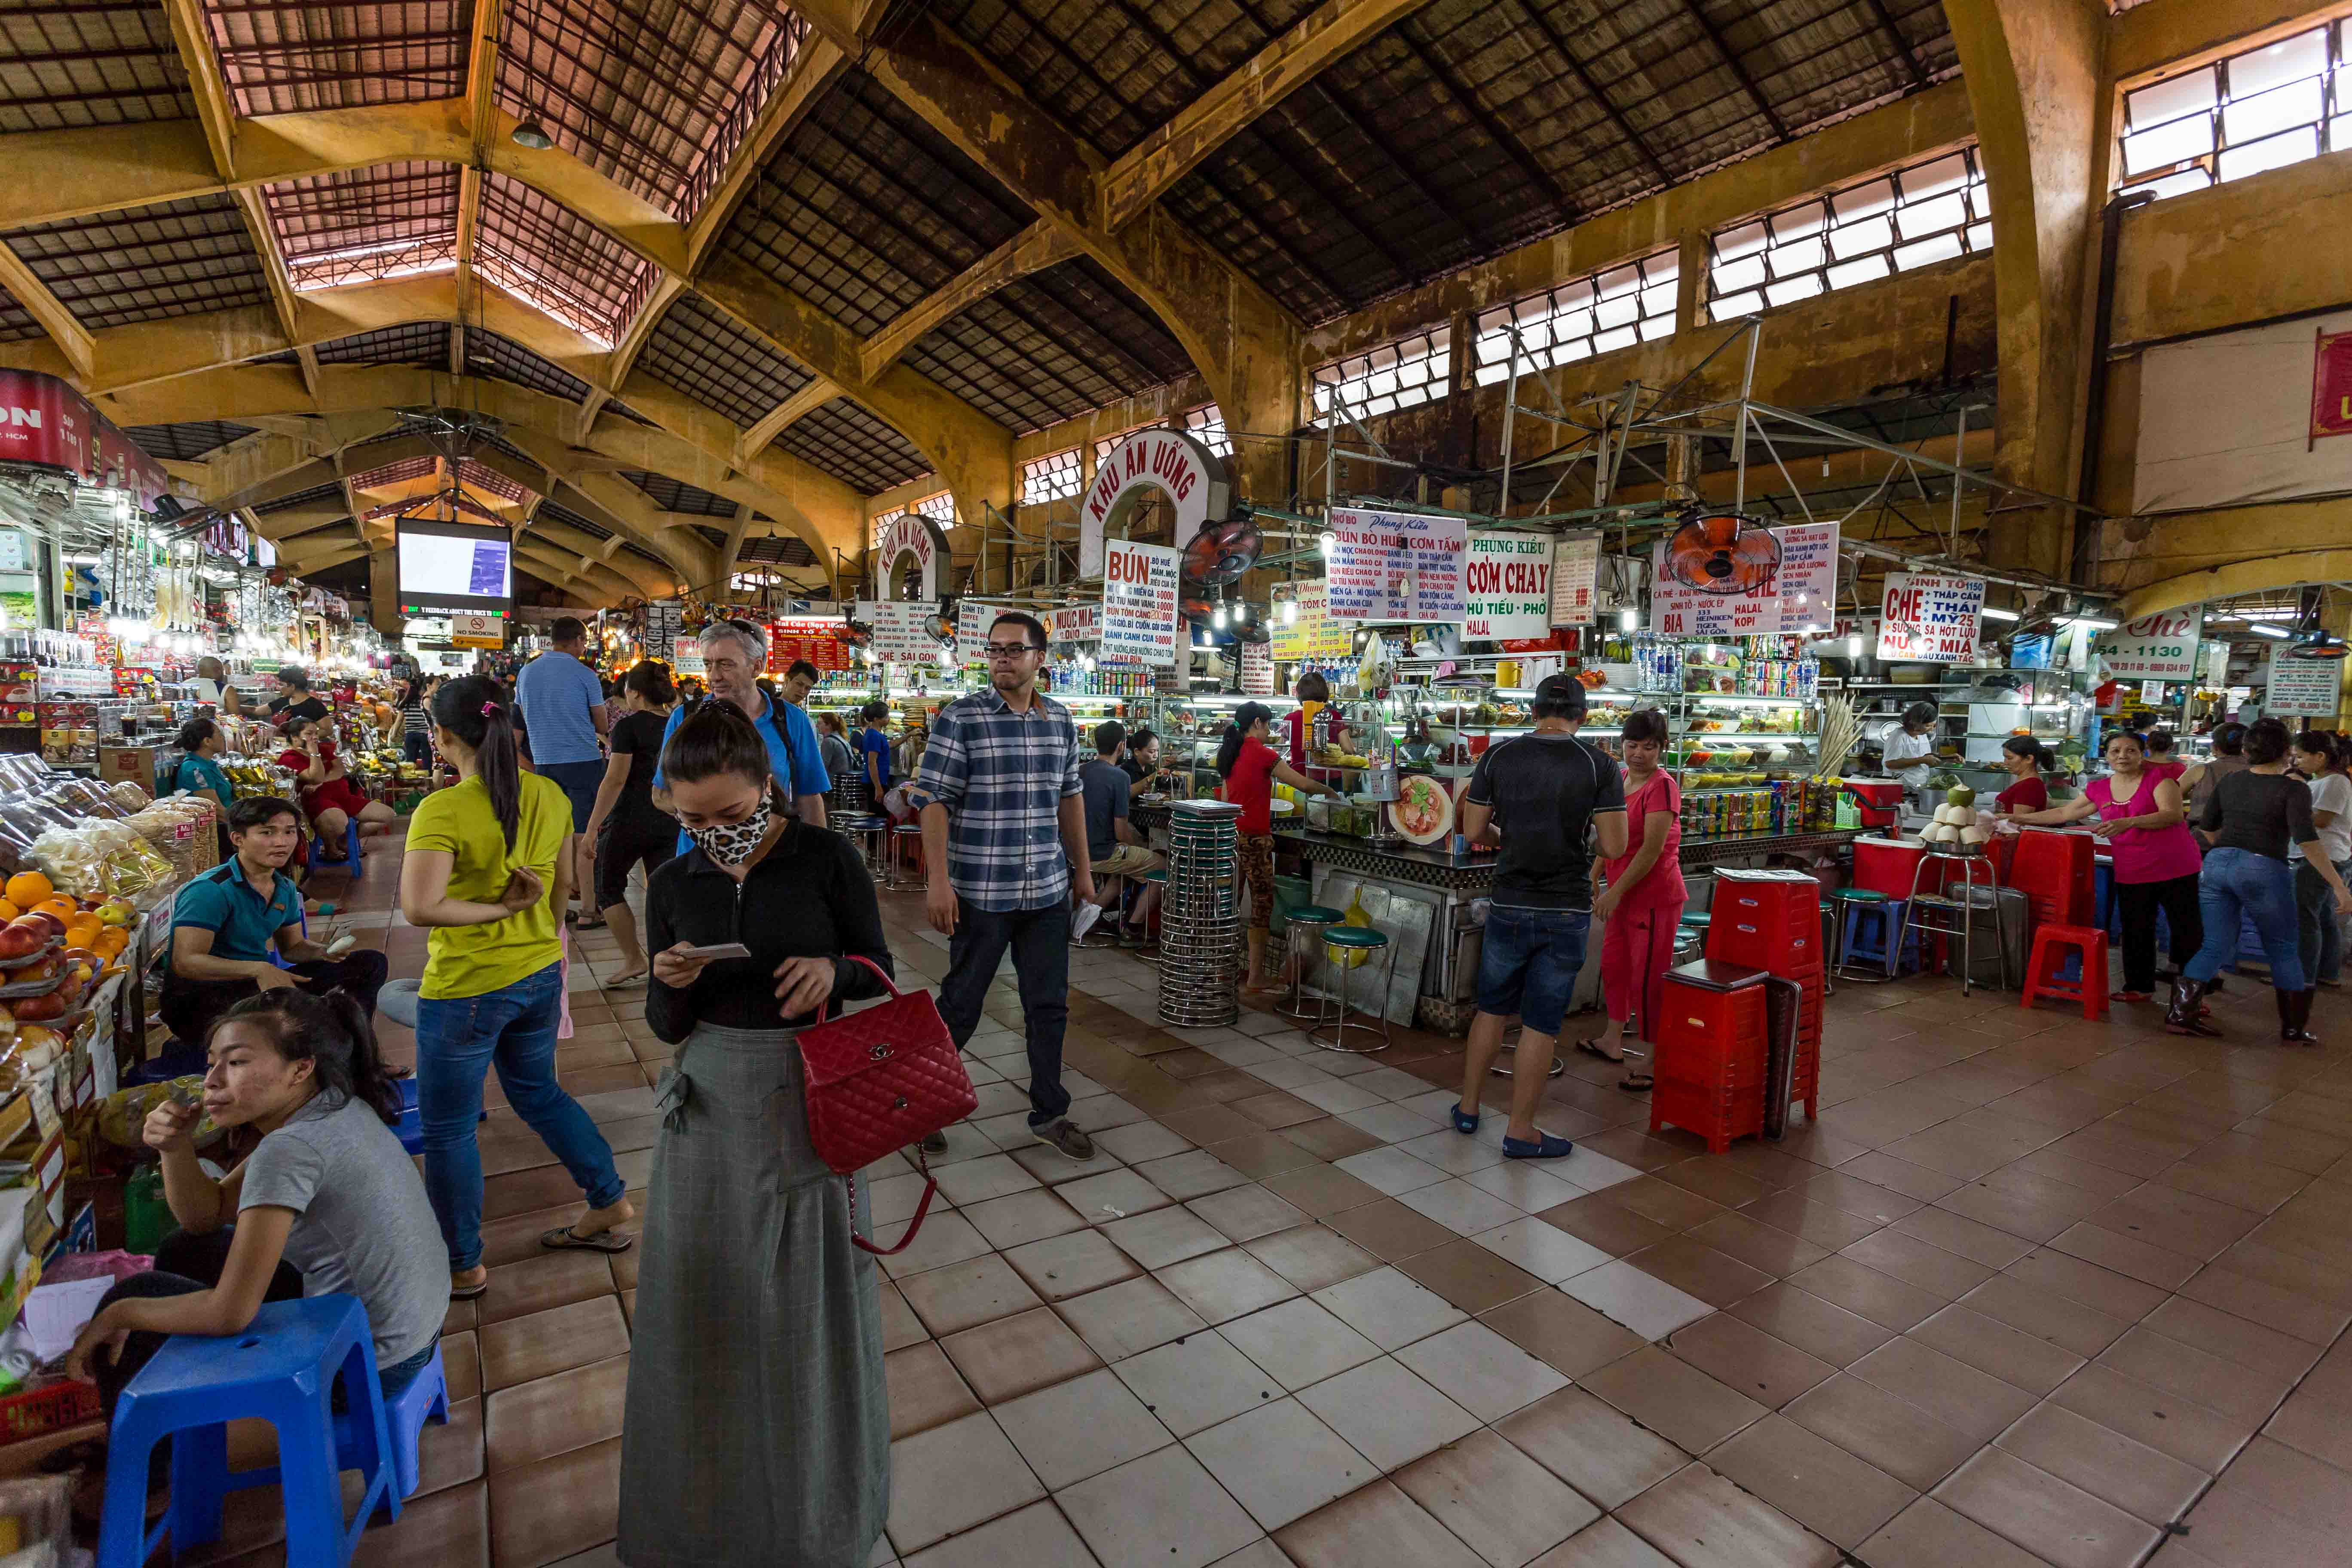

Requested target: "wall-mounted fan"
[
  {"left": 1662, "top": 509, "right": 1780, "bottom": 596},
  {"left": 839, "top": 609, "right": 872, "bottom": 649},
  {"left": 1182, "top": 517, "right": 1263, "bottom": 587},
  {"left": 2291, "top": 629, "right": 2349, "bottom": 659}
]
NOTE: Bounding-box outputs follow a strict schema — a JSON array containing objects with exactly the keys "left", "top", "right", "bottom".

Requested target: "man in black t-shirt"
[
  {"left": 270, "top": 668, "right": 329, "bottom": 729},
  {"left": 1452, "top": 674, "right": 1627, "bottom": 1160}
]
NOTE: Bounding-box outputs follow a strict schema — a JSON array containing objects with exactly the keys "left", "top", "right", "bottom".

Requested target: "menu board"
[
  {"left": 1649, "top": 537, "right": 1782, "bottom": 638},
  {"left": 957, "top": 600, "right": 1017, "bottom": 650},
  {"left": 1463, "top": 530, "right": 1554, "bottom": 640},
  {"left": 1550, "top": 532, "right": 1601, "bottom": 625},
  {"left": 2266, "top": 646, "right": 2342, "bottom": 716},
  {"left": 1326, "top": 508, "right": 1468, "bottom": 623},
  {"left": 1100, "top": 539, "right": 1180, "bottom": 666},
  {"left": 1271, "top": 579, "right": 1352, "bottom": 661},
  {"left": 1876, "top": 573, "right": 1985, "bottom": 663},
  {"left": 856, "top": 600, "right": 946, "bottom": 665},
  {"left": 2095, "top": 610, "right": 2201, "bottom": 680},
  {"left": 766, "top": 615, "right": 851, "bottom": 674},
  {"left": 1772, "top": 523, "right": 1839, "bottom": 631},
  {"left": 1240, "top": 640, "right": 1274, "bottom": 695}
]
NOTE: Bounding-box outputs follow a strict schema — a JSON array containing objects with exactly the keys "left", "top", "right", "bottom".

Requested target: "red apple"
[{"left": 0, "top": 925, "right": 41, "bottom": 962}]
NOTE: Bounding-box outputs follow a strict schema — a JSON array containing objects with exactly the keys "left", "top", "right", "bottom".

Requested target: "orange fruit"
[
  {"left": 63, "top": 920, "right": 98, "bottom": 949},
  {"left": 34, "top": 897, "right": 75, "bottom": 922},
  {"left": 92, "top": 929, "right": 127, "bottom": 958},
  {"left": 3, "top": 872, "right": 49, "bottom": 907},
  {"left": 0, "top": 902, "right": 20, "bottom": 924}
]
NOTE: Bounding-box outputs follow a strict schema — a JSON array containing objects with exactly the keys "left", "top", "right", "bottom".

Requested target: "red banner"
[
  {"left": 0, "top": 370, "right": 170, "bottom": 509},
  {"left": 765, "top": 616, "right": 851, "bottom": 674},
  {"left": 2311, "top": 327, "right": 2352, "bottom": 442}
]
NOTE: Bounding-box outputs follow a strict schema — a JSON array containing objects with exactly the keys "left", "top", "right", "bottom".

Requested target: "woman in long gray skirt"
[{"left": 619, "top": 702, "right": 897, "bottom": 1568}]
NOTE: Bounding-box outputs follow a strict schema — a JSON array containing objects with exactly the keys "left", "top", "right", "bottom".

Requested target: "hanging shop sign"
[
  {"left": 2094, "top": 609, "right": 2201, "bottom": 681},
  {"left": 765, "top": 615, "right": 852, "bottom": 674},
  {"left": 1876, "top": 572, "right": 1985, "bottom": 663},
  {"left": 2312, "top": 326, "right": 2352, "bottom": 441},
  {"left": 2266, "top": 647, "right": 2342, "bottom": 717},
  {"left": 0, "top": 370, "right": 171, "bottom": 511},
  {"left": 1240, "top": 640, "right": 1274, "bottom": 695},
  {"left": 1549, "top": 533, "right": 1601, "bottom": 625},
  {"left": 1463, "top": 530, "right": 1553, "bottom": 641},
  {"left": 956, "top": 599, "right": 1018, "bottom": 651},
  {"left": 448, "top": 612, "right": 504, "bottom": 650},
  {"left": 642, "top": 599, "right": 682, "bottom": 660},
  {"left": 1772, "top": 523, "right": 1839, "bottom": 631},
  {"left": 856, "top": 599, "right": 948, "bottom": 665},
  {"left": 870, "top": 513, "right": 952, "bottom": 600},
  {"left": 1045, "top": 602, "right": 1101, "bottom": 645},
  {"left": 1271, "top": 579, "right": 1353, "bottom": 662},
  {"left": 1078, "top": 429, "right": 1230, "bottom": 578},
  {"left": 1326, "top": 508, "right": 1468, "bottom": 623},
  {"left": 1649, "top": 539, "right": 1780, "bottom": 638},
  {"left": 1100, "top": 539, "right": 1181, "bottom": 666}
]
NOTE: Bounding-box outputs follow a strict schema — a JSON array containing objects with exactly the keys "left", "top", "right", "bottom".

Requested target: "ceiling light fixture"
[{"left": 510, "top": 117, "right": 555, "bottom": 150}]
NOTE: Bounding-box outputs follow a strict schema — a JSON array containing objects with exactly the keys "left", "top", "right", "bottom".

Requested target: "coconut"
[
  {"left": 1961, "top": 825, "right": 1992, "bottom": 845},
  {"left": 1946, "top": 785, "right": 1977, "bottom": 808}
]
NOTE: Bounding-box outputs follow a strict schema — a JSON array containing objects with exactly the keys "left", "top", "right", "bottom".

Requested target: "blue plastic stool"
[
  {"left": 312, "top": 819, "right": 364, "bottom": 879},
  {"left": 341, "top": 1342, "right": 448, "bottom": 1501},
  {"left": 100, "top": 1295, "right": 397, "bottom": 1568},
  {"left": 1840, "top": 899, "right": 1917, "bottom": 979}
]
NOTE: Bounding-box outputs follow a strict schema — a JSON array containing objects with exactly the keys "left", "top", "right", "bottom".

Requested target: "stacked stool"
[
  {"left": 1649, "top": 959, "right": 1770, "bottom": 1153},
  {"left": 1158, "top": 800, "right": 1243, "bottom": 1027},
  {"left": 1704, "top": 869, "right": 1823, "bottom": 1124}
]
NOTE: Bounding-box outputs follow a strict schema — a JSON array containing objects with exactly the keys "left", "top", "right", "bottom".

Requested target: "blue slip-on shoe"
[
  {"left": 1451, "top": 1106, "right": 1480, "bottom": 1135},
  {"left": 1502, "top": 1132, "right": 1576, "bottom": 1160}
]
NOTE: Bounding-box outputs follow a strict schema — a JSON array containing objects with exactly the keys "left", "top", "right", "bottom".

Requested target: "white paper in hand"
[{"left": 23, "top": 1276, "right": 114, "bottom": 1365}]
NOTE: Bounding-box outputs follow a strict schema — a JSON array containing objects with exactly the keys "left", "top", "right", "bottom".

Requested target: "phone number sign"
[{"left": 2094, "top": 610, "right": 2200, "bottom": 681}]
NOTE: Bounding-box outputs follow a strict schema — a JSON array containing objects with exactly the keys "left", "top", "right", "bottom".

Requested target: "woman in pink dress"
[
  {"left": 2003, "top": 729, "right": 2202, "bottom": 1003},
  {"left": 1584, "top": 709, "right": 1684, "bottom": 1090}
]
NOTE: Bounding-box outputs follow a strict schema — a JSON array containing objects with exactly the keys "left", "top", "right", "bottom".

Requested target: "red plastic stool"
[
  {"left": 2021, "top": 924, "right": 2109, "bottom": 1019},
  {"left": 1650, "top": 959, "right": 1770, "bottom": 1154}
]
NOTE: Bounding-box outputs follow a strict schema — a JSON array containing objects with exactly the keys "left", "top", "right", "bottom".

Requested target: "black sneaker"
[{"left": 1033, "top": 1118, "right": 1094, "bottom": 1159}]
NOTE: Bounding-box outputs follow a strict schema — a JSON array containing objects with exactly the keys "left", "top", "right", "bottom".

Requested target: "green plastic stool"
[
  {"left": 1279, "top": 905, "right": 1345, "bottom": 1021},
  {"left": 1313, "top": 925, "right": 1395, "bottom": 1054}
]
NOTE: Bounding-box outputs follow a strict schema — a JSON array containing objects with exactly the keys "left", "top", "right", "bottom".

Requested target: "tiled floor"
[{"left": 140, "top": 843, "right": 2352, "bottom": 1565}]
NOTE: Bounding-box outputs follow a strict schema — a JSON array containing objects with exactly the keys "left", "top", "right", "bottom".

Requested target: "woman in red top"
[
  {"left": 1586, "top": 710, "right": 1683, "bottom": 1090},
  {"left": 1994, "top": 735, "right": 2053, "bottom": 814},
  {"left": 279, "top": 715, "right": 399, "bottom": 857},
  {"left": 1219, "top": 702, "right": 1338, "bottom": 992}
]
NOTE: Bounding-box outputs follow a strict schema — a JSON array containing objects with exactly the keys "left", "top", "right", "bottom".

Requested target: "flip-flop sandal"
[
  {"left": 451, "top": 1276, "right": 491, "bottom": 1301},
  {"left": 1574, "top": 1039, "right": 1628, "bottom": 1066},
  {"left": 542, "top": 1225, "right": 634, "bottom": 1254},
  {"left": 575, "top": 916, "right": 608, "bottom": 930},
  {"left": 1620, "top": 1073, "right": 1654, "bottom": 1092},
  {"left": 603, "top": 971, "right": 646, "bottom": 988}
]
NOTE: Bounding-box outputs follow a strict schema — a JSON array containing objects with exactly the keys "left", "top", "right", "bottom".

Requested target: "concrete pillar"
[
  {"left": 366, "top": 550, "right": 402, "bottom": 637},
  {"left": 1945, "top": 0, "right": 2109, "bottom": 579},
  {"left": 1674, "top": 232, "right": 1711, "bottom": 335}
]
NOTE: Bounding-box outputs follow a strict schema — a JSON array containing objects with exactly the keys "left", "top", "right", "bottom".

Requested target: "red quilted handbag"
[{"left": 797, "top": 954, "right": 977, "bottom": 1255}]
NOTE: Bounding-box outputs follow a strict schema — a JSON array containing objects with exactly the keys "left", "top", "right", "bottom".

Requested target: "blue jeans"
[
  {"left": 2187, "top": 847, "right": 2305, "bottom": 991},
  {"left": 416, "top": 961, "right": 626, "bottom": 1271},
  {"left": 2294, "top": 857, "right": 2349, "bottom": 984},
  {"left": 1476, "top": 905, "right": 1593, "bottom": 1037}
]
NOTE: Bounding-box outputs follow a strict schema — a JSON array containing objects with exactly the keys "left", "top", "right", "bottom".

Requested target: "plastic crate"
[{"left": 0, "top": 1380, "right": 98, "bottom": 1446}]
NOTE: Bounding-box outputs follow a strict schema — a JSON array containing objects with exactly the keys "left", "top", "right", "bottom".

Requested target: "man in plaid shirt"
[{"left": 911, "top": 611, "right": 1098, "bottom": 1159}]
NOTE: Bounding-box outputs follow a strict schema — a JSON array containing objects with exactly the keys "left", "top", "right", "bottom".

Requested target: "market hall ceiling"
[{"left": 0, "top": 0, "right": 1955, "bottom": 581}]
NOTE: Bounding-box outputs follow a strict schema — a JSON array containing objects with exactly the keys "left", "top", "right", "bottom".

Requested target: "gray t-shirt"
[
  {"left": 239, "top": 1092, "right": 449, "bottom": 1366},
  {"left": 1080, "top": 758, "right": 1131, "bottom": 863}
]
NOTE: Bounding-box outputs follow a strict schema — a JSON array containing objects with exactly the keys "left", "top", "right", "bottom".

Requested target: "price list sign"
[
  {"left": 1463, "top": 530, "right": 1553, "bottom": 640},
  {"left": 2266, "top": 646, "right": 2343, "bottom": 717},
  {"left": 2094, "top": 611, "right": 2201, "bottom": 680},
  {"left": 1240, "top": 640, "right": 1274, "bottom": 695},
  {"left": 1271, "top": 579, "right": 1353, "bottom": 661},
  {"left": 1649, "top": 538, "right": 1782, "bottom": 638},
  {"left": 857, "top": 600, "right": 945, "bottom": 665},
  {"left": 1876, "top": 573, "right": 1985, "bottom": 663},
  {"left": 1772, "top": 523, "right": 1839, "bottom": 630},
  {"left": 1327, "top": 508, "right": 1467, "bottom": 622},
  {"left": 766, "top": 615, "right": 851, "bottom": 674},
  {"left": 1550, "top": 532, "right": 1600, "bottom": 624},
  {"left": 1101, "top": 539, "right": 1180, "bottom": 665}
]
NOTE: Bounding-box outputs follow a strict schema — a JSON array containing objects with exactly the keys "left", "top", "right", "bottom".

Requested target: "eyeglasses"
[{"left": 983, "top": 642, "right": 1042, "bottom": 658}]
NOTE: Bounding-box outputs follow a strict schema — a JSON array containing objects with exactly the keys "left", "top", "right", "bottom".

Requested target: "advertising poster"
[
  {"left": 2266, "top": 647, "right": 2342, "bottom": 717},
  {"left": 1549, "top": 532, "right": 1601, "bottom": 625},
  {"left": 1463, "top": 530, "right": 1553, "bottom": 640},
  {"left": 1876, "top": 573, "right": 1985, "bottom": 663},
  {"left": 1100, "top": 539, "right": 1180, "bottom": 666},
  {"left": 1271, "top": 579, "right": 1353, "bottom": 661},
  {"left": 2094, "top": 610, "right": 2201, "bottom": 681},
  {"left": 1326, "top": 508, "right": 1468, "bottom": 623},
  {"left": 1771, "top": 522, "right": 1839, "bottom": 630},
  {"left": 1648, "top": 538, "right": 1782, "bottom": 638}
]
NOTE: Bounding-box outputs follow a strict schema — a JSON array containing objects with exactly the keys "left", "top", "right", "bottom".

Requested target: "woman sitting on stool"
[{"left": 66, "top": 988, "right": 448, "bottom": 1427}]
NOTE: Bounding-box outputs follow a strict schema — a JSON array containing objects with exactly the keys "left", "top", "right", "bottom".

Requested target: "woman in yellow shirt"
[{"left": 399, "top": 676, "right": 633, "bottom": 1301}]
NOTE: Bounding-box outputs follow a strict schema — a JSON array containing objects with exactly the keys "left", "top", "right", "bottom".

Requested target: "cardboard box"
[{"left": 95, "top": 745, "right": 156, "bottom": 790}]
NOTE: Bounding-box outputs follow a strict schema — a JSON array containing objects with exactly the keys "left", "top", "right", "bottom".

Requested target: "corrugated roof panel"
[
  {"left": 737, "top": 530, "right": 818, "bottom": 567},
  {"left": 314, "top": 321, "right": 452, "bottom": 368},
  {"left": 905, "top": 261, "right": 1193, "bottom": 433},
  {"left": 637, "top": 292, "right": 812, "bottom": 433},
  {"left": 126, "top": 421, "right": 257, "bottom": 461},
  {"left": 466, "top": 328, "right": 594, "bottom": 404},
  {"left": 458, "top": 457, "right": 531, "bottom": 504},
  {"left": 199, "top": 0, "right": 468, "bottom": 116},
  {"left": 772, "top": 398, "right": 932, "bottom": 496},
  {"left": 712, "top": 67, "right": 1030, "bottom": 338},
  {"left": 0, "top": 294, "right": 39, "bottom": 343},
  {"left": 2, "top": 193, "right": 271, "bottom": 331},
  {"left": 624, "top": 470, "right": 737, "bottom": 517},
  {"left": 475, "top": 173, "right": 654, "bottom": 346},
  {"left": 262, "top": 161, "right": 460, "bottom": 291},
  {"left": 498, "top": 0, "right": 806, "bottom": 217},
  {"left": 0, "top": 0, "right": 191, "bottom": 133}
]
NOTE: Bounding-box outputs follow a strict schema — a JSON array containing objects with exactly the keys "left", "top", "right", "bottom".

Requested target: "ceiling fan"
[{"left": 1660, "top": 508, "right": 1780, "bottom": 596}]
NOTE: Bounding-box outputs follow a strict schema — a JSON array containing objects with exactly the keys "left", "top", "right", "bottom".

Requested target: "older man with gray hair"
[{"left": 650, "top": 618, "right": 831, "bottom": 841}]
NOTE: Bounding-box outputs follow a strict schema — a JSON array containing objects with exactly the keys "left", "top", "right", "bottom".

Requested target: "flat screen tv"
[{"left": 396, "top": 517, "right": 513, "bottom": 616}]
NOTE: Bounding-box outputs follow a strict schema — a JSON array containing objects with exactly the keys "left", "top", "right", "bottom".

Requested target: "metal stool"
[
  {"left": 1899, "top": 848, "right": 2011, "bottom": 998},
  {"left": 887, "top": 824, "right": 925, "bottom": 889},
  {"left": 1278, "top": 905, "right": 1344, "bottom": 1020},
  {"left": 1132, "top": 868, "right": 1167, "bottom": 962},
  {"left": 1827, "top": 888, "right": 1899, "bottom": 983},
  {"left": 1491, "top": 1024, "right": 1566, "bottom": 1078},
  {"left": 842, "top": 815, "right": 891, "bottom": 879},
  {"left": 1310, "top": 925, "right": 1394, "bottom": 1054}
]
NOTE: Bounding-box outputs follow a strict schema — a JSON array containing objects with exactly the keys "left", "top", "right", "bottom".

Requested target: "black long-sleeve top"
[
  {"left": 644, "top": 821, "right": 895, "bottom": 1043},
  {"left": 2199, "top": 768, "right": 2317, "bottom": 862}
]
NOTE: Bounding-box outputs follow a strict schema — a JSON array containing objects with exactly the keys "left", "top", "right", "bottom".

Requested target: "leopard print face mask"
[{"left": 685, "top": 797, "right": 772, "bottom": 865}]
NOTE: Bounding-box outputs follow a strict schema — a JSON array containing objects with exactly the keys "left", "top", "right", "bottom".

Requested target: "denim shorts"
[
  {"left": 536, "top": 759, "right": 605, "bottom": 833},
  {"left": 1476, "top": 904, "right": 1592, "bottom": 1036}
]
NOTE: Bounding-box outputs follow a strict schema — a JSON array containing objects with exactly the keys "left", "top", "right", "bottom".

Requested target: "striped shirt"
[{"left": 910, "top": 686, "right": 1084, "bottom": 912}]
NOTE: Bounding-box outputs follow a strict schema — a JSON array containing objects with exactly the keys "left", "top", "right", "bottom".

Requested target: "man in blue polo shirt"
[
  {"left": 516, "top": 616, "right": 612, "bottom": 924},
  {"left": 651, "top": 619, "right": 829, "bottom": 847},
  {"left": 162, "top": 795, "right": 389, "bottom": 1046}
]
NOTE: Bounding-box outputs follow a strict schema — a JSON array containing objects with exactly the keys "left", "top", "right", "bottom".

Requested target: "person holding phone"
[
  {"left": 400, "top": 677, "right": 633, "bottom": 1302},
  {"left": 277, "top": 714, "right": 398, "bottom": 854},
  {"left": 619, "top": 701, "right": 895, "bottom": 1568}
]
